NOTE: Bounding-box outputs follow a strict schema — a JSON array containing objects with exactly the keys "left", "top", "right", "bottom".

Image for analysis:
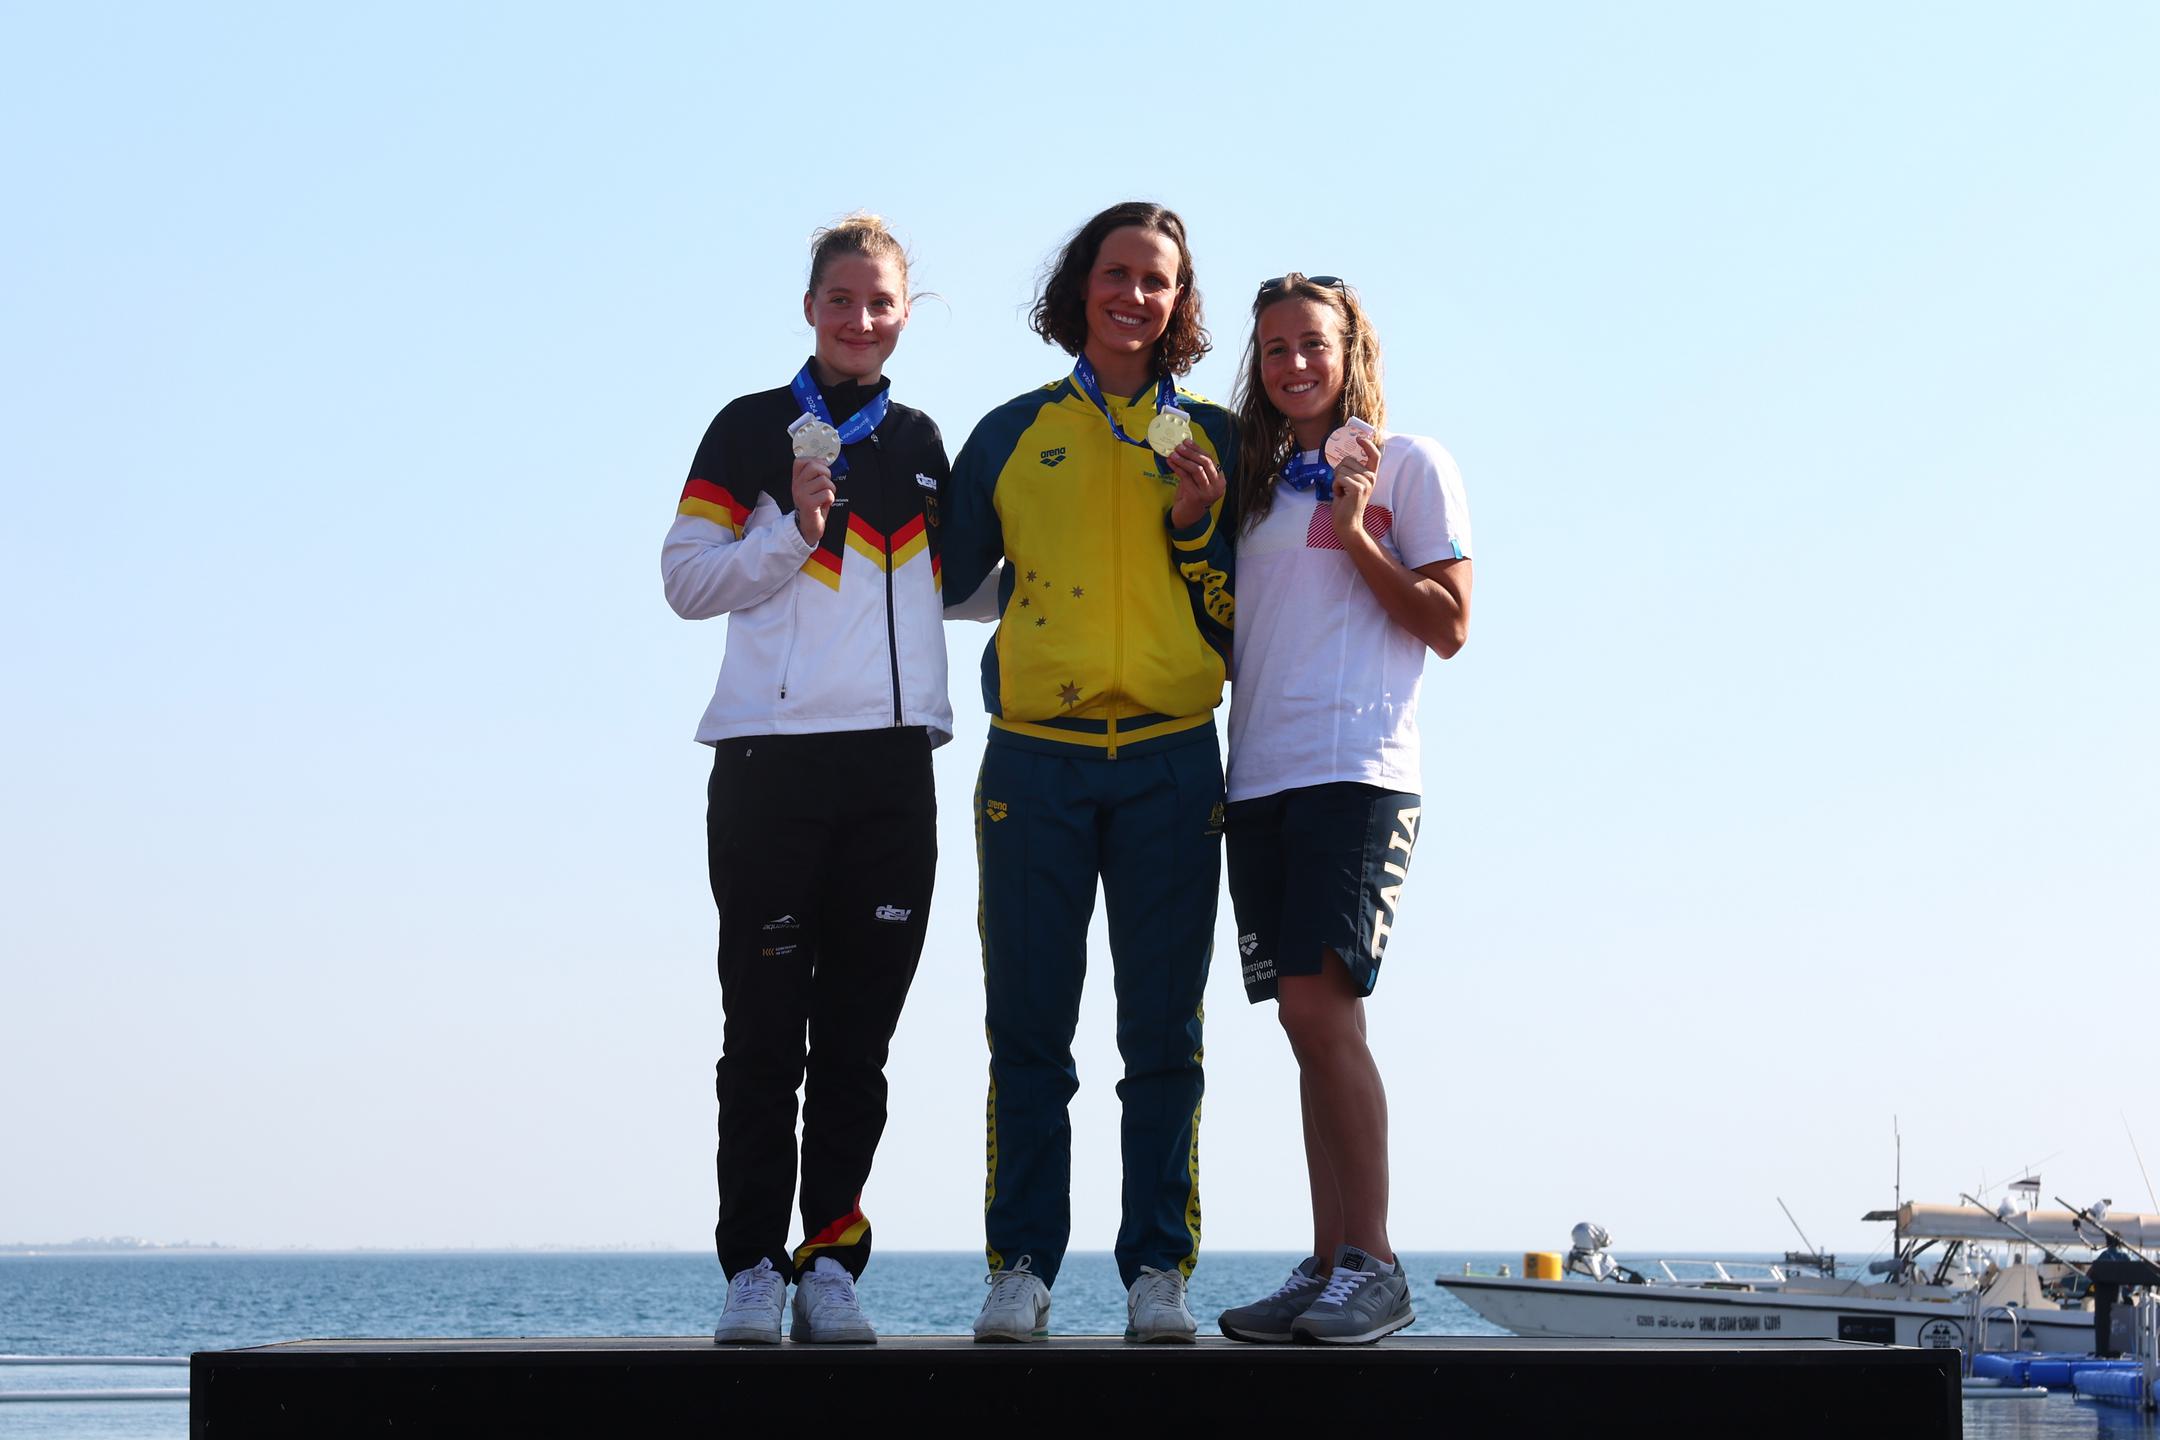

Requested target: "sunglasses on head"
[{"left": 1257, "top": 274, "right": 1348, "bottom": 297}]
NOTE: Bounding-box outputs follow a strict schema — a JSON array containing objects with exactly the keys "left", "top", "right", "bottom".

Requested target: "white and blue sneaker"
[
  {"left": 1289, "top": 1246, "right": 1414, "bottom": 1344},
  {"left": 1125, "top": 1265, "right": 1197, "bottom": 1344},
  {"left": 1218, "top": 1255, "right": 1327, "bottom": 1342},
  {"left": 973, "top": 1256, "right": 1051, "bottom": 1343},
  {"left": 712, "top": 1257, "right": 786, "bottom": 1345}
]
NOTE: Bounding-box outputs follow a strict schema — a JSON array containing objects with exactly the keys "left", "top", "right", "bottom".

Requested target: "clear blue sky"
[{"left": 3, "top": 3, "right": 2155, "bottom": 1257}]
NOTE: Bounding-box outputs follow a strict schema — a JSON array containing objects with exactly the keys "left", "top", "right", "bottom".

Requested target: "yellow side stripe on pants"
[
  {"left": 974, "top": 760, "right": 1005, "bottom": 1275},
  {"left": 1179, "top": 1001, "right": 1204, "bottom": 1279}
]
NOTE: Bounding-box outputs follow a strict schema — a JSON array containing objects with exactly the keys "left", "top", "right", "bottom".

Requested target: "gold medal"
[
  {"left": 1146, "top": 406, "right": 1193, "bottom": 457},
  {"left": 788, "top": 413, "right": 842, "bottom": 463}
]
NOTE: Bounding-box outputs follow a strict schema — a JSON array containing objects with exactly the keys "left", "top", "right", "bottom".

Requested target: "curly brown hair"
[
  {"left": 1029, "top": 201, "right": 1210, "bottom": 379},
  {"left": 1231, "top": 275, "right": 1386, "bottom": 534}
]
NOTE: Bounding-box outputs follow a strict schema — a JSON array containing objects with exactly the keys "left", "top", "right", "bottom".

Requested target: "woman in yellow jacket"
[{"left": 941, "top": 201, "right": 1236, "bottom": 1344}]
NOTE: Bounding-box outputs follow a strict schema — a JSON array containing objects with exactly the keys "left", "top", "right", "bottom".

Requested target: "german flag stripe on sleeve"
[{"left": 677, "top": 478, "right": 749, "bottom": 535}]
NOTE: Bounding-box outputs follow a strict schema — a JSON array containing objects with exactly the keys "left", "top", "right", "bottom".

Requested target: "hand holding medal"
[
  {"left": 1281, "top": 416, "right": 1379, "bottom": 503},
  {"left": 1068, "top": 356, "right": 1218, "bottom": 524},
  {"left": 1147, "top": 405, "right": 1193, "bottom": 457},
  {"left": 1327, "top": 415, "right": 1380, "bottom": 528},
  {"left": 1324, "top": 415, "right": 1378, "bottom": 474},
  {"left": 787, "top": 412, "right": 840, "bottom": 543},
  {"left": 1163, "top": 432, "right": 1224, "bottom": 531},
  {"left": 1324, "top": 417, "right": 1382, "bottom": 550},
  {"left": 788, "top": 412, "right": 843, "bottom": 464}
]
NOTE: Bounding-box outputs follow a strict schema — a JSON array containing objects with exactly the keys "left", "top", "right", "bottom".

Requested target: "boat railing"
[
  {"left": 1647, "top": 1259, "right": 1792, "bottom": 1285},
  {"left": 1974, "top": 1304, "right": 2025, "bottom": 1356},
  {"left": 2136, "top": 1292, "right": 2158, "bottom": 1407},
  {"left": 0, "top": 1356, "right": 189, "bottom": 1366},
  {"left": 0, "top": 1355, "right": 189, "bottom": 1406}
]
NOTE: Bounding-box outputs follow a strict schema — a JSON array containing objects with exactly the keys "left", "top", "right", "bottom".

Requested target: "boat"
[{"left": 1436, "top": 1180, "right": 2160, "bottom": 1354}]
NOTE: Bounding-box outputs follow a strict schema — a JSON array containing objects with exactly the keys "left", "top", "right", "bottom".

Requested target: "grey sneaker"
[
  {"left": 1218, "top": 1255, "right": 1326, "bottom": 1342},
  {"left": 1290, "top": 1246, "right": 1414, "bottom": 1344}
]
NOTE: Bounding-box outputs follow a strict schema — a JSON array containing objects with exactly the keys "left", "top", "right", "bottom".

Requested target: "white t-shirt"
[{"left": 1226, "top": 432, "right": 1472, "bottom": 804}]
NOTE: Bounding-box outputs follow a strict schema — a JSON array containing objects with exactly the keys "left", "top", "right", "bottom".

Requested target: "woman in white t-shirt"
[{"left": 1213, "top": 274, "right": 1473, "bottom": 1345}]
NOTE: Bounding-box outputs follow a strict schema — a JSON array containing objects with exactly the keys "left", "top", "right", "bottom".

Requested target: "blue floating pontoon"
[
  {"left": 2071, "top": 1364, "right": 2159, "bottom": 1409},
  {"left": 1969, "top": 1351, "right": 2142, "bottom": 1388}
]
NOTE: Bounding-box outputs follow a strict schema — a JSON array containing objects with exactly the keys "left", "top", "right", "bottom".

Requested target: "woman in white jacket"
[{"left": 662, "top": 213, "right": 951, "bottom": 1346}]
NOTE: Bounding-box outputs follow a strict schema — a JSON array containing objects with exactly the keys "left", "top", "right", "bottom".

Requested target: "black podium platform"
[{"left": 191, "top": 1334, "right": 1961, "bottom": 1437}]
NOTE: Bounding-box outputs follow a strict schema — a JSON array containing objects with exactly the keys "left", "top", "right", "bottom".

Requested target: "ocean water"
[
  {"left": 2, "top": 1252, "right": 2151, "bottom": 1437},
  {"left": 0, "top": 1250, "right": 1502, "bottom": 1354},
  {"left": 4, "top": 1250, "right": 1492, "bottom": 1440}
]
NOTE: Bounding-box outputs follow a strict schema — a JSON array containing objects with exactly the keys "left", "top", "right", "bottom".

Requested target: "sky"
[{"left": 2, "top": 3, "right": 2155, "bottom": 1262}]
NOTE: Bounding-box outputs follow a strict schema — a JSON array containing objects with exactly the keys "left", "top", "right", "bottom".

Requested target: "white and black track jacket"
[{"left": 663, "top": 369, "right": 954, "bottom": 746}]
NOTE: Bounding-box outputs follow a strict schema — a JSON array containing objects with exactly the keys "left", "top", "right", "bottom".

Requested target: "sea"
[{"left": 1, "top": 1251, "right": 2151, "bottom": 1437}]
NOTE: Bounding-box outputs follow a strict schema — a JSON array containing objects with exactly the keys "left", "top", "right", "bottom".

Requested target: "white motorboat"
[{"left": 1438, "top": 1182, "right": 2159, "bottom": 1353}]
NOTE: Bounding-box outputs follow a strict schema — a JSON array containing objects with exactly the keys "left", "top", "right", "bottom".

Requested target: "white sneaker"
[
  {"left": 790, "top": 1256, "right": 877, "bottom": 1343},
  {"left": 1125, "top": 1265, "right": 1197, "bottom": 1343},
  {"left": 972, "top": 1256, "right": 1051, "bottom": 1343},
  {"left": 711, "top": 1257, "right": 785, "bottom": 1344}
]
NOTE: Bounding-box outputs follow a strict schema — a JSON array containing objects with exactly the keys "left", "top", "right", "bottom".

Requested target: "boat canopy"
[{"left": 1874, "top": 1203, "right": 2160, "bottom": 1247}]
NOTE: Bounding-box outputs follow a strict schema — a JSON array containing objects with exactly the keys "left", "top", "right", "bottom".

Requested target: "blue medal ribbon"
[
  {"left": 1072, "top": 355, "right": 1178, "bottom": 456},
  {"left": 1281, "top": 449, "right": 1334, "bottom": 502},
  {"left": 790, "top": 361, "right": 890, "bottom": 478}
]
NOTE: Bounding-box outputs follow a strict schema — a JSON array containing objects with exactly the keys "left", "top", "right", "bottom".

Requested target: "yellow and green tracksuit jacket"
[{"left": 941, "top": 374, "right": 1236, "bottom": 757}]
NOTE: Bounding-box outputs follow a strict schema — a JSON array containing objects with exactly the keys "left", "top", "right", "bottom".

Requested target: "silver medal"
[{"left": 788, "top": 412, "right": 842, "bottom": 463}]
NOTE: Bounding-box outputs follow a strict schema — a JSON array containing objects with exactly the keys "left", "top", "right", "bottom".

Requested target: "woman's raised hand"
[
  {"left": 1329, "top": 433, "right": 1383, "bottom": 547},
  {"left": 1165, "top": 440, "right": 1225, "bottom": 530},
  {"left": 792, "top": 457, "right": 836, "bottom": 543}
]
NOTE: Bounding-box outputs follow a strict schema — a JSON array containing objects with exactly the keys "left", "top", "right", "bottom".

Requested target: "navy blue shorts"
[{"left": 1225, "top": 782, "right": 1423, "bottom": 1004}]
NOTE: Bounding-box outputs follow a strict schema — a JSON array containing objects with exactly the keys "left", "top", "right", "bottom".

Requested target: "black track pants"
[{"left": 706, "top": 726, "right": 934, "bottom": 1282}]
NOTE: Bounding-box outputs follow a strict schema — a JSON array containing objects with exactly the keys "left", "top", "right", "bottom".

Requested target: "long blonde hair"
[{"left": 1230, "top": 275, "right": 1385, "bottom": 534}]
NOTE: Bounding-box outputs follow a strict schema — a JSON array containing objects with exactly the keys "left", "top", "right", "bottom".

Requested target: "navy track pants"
[{"left": 974, "top": 730, "right": 1223, "bottom": 1288}]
